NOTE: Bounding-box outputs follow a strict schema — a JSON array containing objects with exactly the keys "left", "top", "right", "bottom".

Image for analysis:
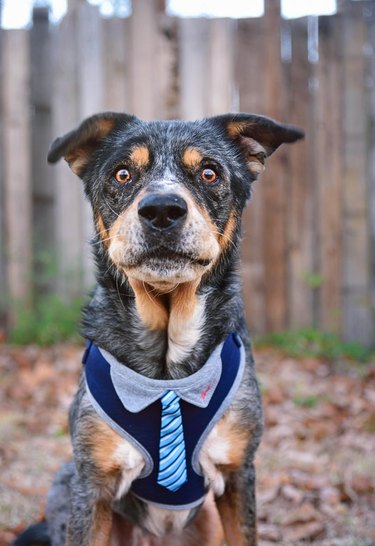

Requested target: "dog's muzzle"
[{"left": 138, "top": 193, "right": 188, "bottom": 233}]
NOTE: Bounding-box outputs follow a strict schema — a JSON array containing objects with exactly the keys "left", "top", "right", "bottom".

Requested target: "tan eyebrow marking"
[
  {"left": 182, "top": 147, "right": 203, "bottom": 169},
  {"left": 129, "top": 146, "right": 150, "bottom": 167}
]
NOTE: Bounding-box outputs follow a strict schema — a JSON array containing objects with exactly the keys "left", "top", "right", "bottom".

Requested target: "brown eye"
[
  {"left": 114, "top": 167, "right": 132, "bottom": 184},
  {"left": 201, "top": 167, "right": 218, "bottom": 184}
]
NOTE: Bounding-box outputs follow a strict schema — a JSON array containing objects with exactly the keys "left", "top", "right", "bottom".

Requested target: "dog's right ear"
[{"left": 47, "top": 112, "right": 137, "bottom": 177}]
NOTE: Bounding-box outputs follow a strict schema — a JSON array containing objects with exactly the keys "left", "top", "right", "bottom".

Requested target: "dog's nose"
[{"left": 138, "top": 193, "right": 188, "bottom": 231}]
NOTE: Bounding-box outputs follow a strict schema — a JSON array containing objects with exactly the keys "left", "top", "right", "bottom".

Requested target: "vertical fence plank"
[
  {"left": 31, "top": 7, "right": 54, "bottom": 292},
  {"left": 236, "top": 19, "right": 266, "bottom": 336},
  {"left": 262, "top": 0, "right": 289, "bottom": 332},
  {"left": 102, "top": 17, "right": 130, "bottom": 112},
  {"left": 367, "top": 2, "right": 375, "bottom": 325},
  {"left": 76, "top": 2, "right": 104, "bottom": 289},
  {"left": 154, "top": 14, "right": 179, "bottom": 119},
  {"left": 0, "top": 26, "right": 7, "bottom": 327},
  {"left": 206, "top": 18, "right": 235, "bottom": 115},
  {"left": 77, "top": 3, "right": 104, "bottom": 118},
  {"left": 308, "top": 16, "right": 322, "bottom": 327},
  {"left": 51, "top": 11, "right": 82, "bottom": 298},
  {"left": 179, "top": 18, "right": 210, "bottom": 120},
  {"left": 128, "top": 0, "right": 160, "bottom": 119},
  {"left": 341, "top": 4, "right": 374, "bottom": 345},
  {"left": 315, "top": 16, "right": 343, "bottom": 334},
  {"left": 287, "top": 18, "right": 314, "bottom": 328},
  {"left": 1, "top": 31, "right": 32, "bottom": 311}
]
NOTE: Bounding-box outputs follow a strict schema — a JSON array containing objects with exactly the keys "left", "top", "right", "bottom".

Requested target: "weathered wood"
[
  {"left": 76, "top": 2, "right": 103, "bottom": 289},
  {"left": 154, "top": 14, "right": 179, "bottom": 119},
  {"left": 31, "top": 8, "right": 54, "bottom": 292},
  {"left": 262, "top": 0, "right": 289, "bottom": 332},
  {"left": 287, "top": 17, "right": 314, "bottom": 329},
  {"left": 237, "top": 18, "right": 266, "bottom": 336},
  {"left": 206, "top": 18, "right": 235, "bottom": 115},
  {"left": 307, "top": 15, "right": 322, "bottom": 327},
  {"left": 51, "top": 11, "right": 83, "bottom": 298},
  {"left": 0, "top": 26, "right": 7, "bottom": 327},
  {"left": 128, "top": 0, "right": 160, "bottom": 119},
  {"left": 366, "top": 2, "right": 375, "bottom": 333},
  {"left": 235, "top": 19, "right": 264, "bottom": 114},
  {"left": 102, "top": 17, "right": 130, "bottom": 112},
  {"left": 315, "top": 16, "right": 343, "bottom": 333},
  {"left": 77, "top": 3, "right": 104, "bottom": 118},
  {"left": 341, "top": 5, "right": 374, "bottom": 345},
  {"left": 342, "top": 13, "right": 368, "bottom": 212},
  {"left": 1, "top": 31, "right": 32, "bottom": 311},
  {"left": 179, "top": 18, "right": 210, "bottom": 120}
]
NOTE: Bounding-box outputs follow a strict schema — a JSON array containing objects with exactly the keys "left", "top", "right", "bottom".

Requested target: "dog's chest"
[
  {"left": 107, "top": 427, "right": 231, "bottom": 536},
  {"left": 86, "top": 399, "right": 249, "bottom": 536},
  {"left": 110, "top": 407, "right": 247, "bottom": 500},
  {"left": 81, "top": 334, "right": 247, "bottom": 536}
]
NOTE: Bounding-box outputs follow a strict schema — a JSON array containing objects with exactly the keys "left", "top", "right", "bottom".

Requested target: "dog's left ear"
[{"left": 210, "top": 113, "right": 304, "bottom": 178}]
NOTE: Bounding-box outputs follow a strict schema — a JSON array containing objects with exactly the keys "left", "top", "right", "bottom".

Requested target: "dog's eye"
[
  {"left": 201, "top": 167, "right": 218, "bottom": 184},
  {"left": 114, "top": 167, "right": 132, "bottom": 184}
]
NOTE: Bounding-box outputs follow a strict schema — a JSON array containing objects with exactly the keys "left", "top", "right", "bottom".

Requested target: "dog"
[{"left": 13, "top": 112, "right": 303, "bottom": 546}]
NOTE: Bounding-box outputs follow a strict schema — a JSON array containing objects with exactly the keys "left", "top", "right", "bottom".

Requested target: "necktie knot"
[{"left": 157, "top": 391, "right": 187, "bottom": 492}]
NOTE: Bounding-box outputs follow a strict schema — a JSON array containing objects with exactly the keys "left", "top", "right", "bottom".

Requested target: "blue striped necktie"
[{"left": 157, "top": 390, "right": 187, "bottom": 492}]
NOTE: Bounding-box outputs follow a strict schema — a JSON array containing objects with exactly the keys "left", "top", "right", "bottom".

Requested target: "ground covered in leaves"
[{"left": 0, "top": 344, "right": 374, "bottom": 546}]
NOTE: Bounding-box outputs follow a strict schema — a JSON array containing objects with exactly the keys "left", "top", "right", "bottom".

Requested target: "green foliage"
[
  {"left": 255, "top": 328, "right": 372, "bottom": 363},
  {"left": 349, "top": 542, "right": 373, "bottom": 546},
  {"left": 302, "top": 271, "right": 323, "bottom": 289},
  {"left": 292, "top": 394, "right": 324, "bottom": 408},
  {"left": 10, "top": 294, "right": 84, "bottom": 346}
]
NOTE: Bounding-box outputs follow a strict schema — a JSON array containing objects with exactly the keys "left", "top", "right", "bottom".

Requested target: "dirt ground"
[{"left": 0, "top": 344, "right": 374, "bottom": 546}]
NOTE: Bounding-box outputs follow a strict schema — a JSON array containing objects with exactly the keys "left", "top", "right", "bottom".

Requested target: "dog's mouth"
[
  {"left": 120, "top": 246, "right": 213, "bottom": 286},
  {"left": 125, "top": 247, "right": 212, "bottom": 269}
]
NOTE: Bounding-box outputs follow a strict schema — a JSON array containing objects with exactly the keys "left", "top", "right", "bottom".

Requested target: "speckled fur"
[{"left": 13, "top": 112, "right": 303, "bottom": 546}]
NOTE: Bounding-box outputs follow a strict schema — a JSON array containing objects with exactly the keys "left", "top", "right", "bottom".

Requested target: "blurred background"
[
  {"left": 0, "top": 0, "right": 374, "bottom": 347},
  {"left": 1, "top": 3, "right": 375, "bottom": 544}
]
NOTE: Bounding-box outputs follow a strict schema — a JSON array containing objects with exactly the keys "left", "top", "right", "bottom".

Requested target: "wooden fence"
[{"left": 0, "top": 0, "right": 374, "bottom": 346}]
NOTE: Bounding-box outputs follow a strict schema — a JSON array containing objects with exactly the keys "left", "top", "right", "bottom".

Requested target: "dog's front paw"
[
  {"left": 200, "top": 453, "right": 226, "bottom": 496},
  {"left": 113, "top": 439, "right": 145, "bottom": 499},
  {"left": 199, "top": 427, "right": 228, "bottom": 496}
]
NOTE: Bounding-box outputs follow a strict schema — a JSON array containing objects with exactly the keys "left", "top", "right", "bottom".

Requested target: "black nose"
[{"left": 138, "top": 193, "right": 188, "bottom": 231}]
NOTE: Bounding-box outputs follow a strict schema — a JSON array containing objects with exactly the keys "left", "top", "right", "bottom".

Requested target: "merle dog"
[{"left": 13, "top": 112, "right": 303, "bottom": 546}]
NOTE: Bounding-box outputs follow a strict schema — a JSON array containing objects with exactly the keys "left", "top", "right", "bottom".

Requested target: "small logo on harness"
[{"left": 200, "top": 385, "right": 211, "bottom": 400}]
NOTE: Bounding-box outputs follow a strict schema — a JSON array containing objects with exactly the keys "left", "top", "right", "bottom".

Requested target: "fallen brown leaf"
[
  {"left": 258, "top": 523, "right": 281, "bottom": 542},
  {"left": 282, "top": 521, "right": 325, "bottom": 542},
  {"left": 281, "top": 502, "right": 322, "bottom": 526},
  {"left": 280, "top": 484, "right": 304, "bottom": 504}
]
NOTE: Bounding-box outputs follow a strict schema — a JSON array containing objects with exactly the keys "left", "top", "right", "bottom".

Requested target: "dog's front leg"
[
  {"left": 65, "top": 474, "right": 113, "bottom": 546},
  {"left": 216, "top": 463, "right": 257, "bottom": 546}
]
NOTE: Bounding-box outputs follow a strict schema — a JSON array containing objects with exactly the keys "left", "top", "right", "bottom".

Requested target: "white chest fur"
[{"left": 167, "top": 293, "right": 207, "bottom": 365}]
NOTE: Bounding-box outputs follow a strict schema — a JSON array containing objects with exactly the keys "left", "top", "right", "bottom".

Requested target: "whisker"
[
  {"left": 115, "top": 271, "right": 128, "bottom": 313},
  {"left": 92, "top": 234, "right": 119, "bottom": 246},
  {"left": 212, "top": 229, "right": 237, "bottom": 250},
  {"left": 148, "top": 282, "right": 179, "bottom": 297},
  {"left": 96, "top": 226, "right": 109, "bottom": 235},
  {"left": 142, "top": 281, "right": 159, "bottom": 304},
  {"left": 103, "top": 260, "right": 115, "bottom": 278},
  {"left": 101, "top": 193, "right": 121, "bottom": 218}
]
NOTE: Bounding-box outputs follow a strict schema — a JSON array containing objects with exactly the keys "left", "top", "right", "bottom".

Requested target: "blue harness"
[{"left": 83, "top": 333, "right": 245, "bottom": 510}]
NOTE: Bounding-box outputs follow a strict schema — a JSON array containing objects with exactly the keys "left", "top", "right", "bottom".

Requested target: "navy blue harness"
[{"left": 83, "top": 333, "right": 244, "bottom": 510}]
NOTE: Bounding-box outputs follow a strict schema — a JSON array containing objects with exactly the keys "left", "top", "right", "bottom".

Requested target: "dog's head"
[{"left": 48, "top": 113, "right": 303, "bottom": 292}]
